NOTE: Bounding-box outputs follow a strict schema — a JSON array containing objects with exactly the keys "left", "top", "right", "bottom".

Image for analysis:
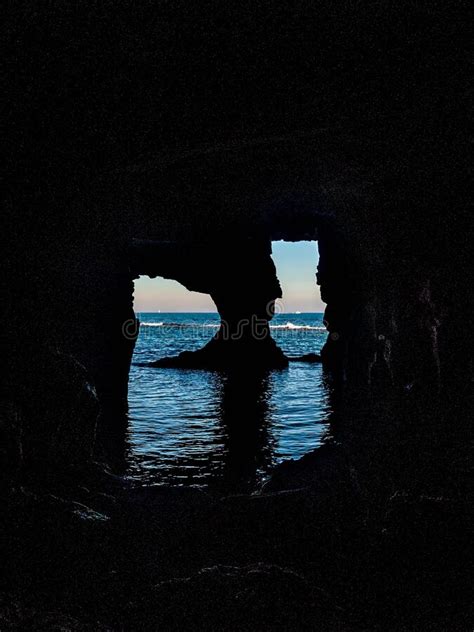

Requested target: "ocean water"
[{"left": 127, "top": 312, "right": 332, "bottom": 488}]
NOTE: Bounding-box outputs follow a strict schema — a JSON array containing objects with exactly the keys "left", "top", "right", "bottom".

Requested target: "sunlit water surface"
[{"left": 127, "top": 313, "right": 332, "bottom": 487}]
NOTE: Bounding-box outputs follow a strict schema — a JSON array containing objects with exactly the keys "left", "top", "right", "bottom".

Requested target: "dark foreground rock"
[
  {"left": 1, "top": 415, "right": 471, "bottom": 632},
  {"left": 133, "top": 564, "right": 344, "bottom": 631}
]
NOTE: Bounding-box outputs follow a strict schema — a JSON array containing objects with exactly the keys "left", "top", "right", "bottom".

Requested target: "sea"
[{"left": 127, "top": 312, "right": 332, "bottom": 489}]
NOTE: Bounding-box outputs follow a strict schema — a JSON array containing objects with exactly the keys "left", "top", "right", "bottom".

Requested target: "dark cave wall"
[
  {"left": 2, "top": 1, "right": 471, "bottom": 474},
  {"left": 2, "top": 150, "right": 472, "bottom": 475},
  {"left": 315, "top": 202, "right": 472, "bottom": 406}
]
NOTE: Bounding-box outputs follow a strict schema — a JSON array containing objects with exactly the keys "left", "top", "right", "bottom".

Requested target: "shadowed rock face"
[{"left": 1, "top": 4, "right": 472, "bottom": 630}]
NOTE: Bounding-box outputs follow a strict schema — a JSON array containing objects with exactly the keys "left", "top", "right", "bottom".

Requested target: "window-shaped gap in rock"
[
  {"left": 269, "top": 240, "right": 326, "bottom": 360},
  {"left": 132, "top": 274, "right": 219, "bottom": 363},
  {"left": 126, "top": 242, "right": 332, "bottom": 488}
]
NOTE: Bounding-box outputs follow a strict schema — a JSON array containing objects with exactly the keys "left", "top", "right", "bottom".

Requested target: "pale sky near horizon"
[{"left": 133, "top": 241, "right": 325, "bottom": 313}]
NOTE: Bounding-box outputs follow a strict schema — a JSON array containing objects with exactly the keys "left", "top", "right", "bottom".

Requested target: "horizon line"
[{"left": 135, "top": 310, "right": 325, "bottom": 314}]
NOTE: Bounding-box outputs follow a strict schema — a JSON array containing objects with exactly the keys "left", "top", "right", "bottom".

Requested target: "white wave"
[
  {"left": 270, "top": 322, "right": 326, "bottom": 331},
  {"left": 140, "top": 321, "right": 219, "bottom": 328},
  {"left": 139, "top": 321, "right": 325, "bottom": 331}
]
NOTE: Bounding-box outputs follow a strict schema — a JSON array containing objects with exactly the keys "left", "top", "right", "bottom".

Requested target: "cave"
[
  {"left": 2, "top": 3, "right": 471, "bottom": 630},
  {"left": 108, "top": 225, "right": 359, "bottom": 414},
  {"left": 125, "top": 241, "right": 331, "bottom": 488}
]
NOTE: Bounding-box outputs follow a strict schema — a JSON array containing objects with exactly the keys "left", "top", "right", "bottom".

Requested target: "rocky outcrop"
[
  {"left": 145, "top": 336, "right": 288, "bottom": 370},
  {"left": 131, "top": 238, "right": 288, "bottom": 369}
]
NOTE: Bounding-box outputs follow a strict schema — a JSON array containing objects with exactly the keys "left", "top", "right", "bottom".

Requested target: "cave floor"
[{"left": 1, "top": 421, "right": 471, "bottom": 632}]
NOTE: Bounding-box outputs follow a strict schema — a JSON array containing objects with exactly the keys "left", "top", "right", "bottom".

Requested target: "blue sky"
[
  {"left": 134, "top": 240, "right": 324, "bottom": 312},
  {"left": 272, "top": 241, "right": 324, "bottom": 312}
]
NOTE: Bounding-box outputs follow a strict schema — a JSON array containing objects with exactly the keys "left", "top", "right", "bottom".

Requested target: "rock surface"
[
  {"left": 132, "top": 239, "right": 289, "bottom": 369},
  {"left": 2, "top": 3, "right": 472, "bottom": 629}
]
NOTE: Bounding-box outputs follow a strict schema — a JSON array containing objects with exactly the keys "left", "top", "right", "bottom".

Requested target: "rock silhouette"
[{"left": 131, "top": 239, "right": 288, "bottom": 369}]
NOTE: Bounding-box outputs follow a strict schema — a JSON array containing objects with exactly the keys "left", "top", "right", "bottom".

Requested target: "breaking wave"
[
  {"left": 270, "top": 322, "right": 326, "bottom": 331},
  {"left": 139, "top": 321, "right": 325, "bottom": 331}
]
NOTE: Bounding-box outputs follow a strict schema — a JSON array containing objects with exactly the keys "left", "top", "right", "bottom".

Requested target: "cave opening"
[
  {"left": 134, "top": 274, "right": 217, "bottom": 315},
  {"left": 270, "top": 238, "right": 323, "bottom": 318},
  {"left": 126, "top": 240, "right": 332, "bottom": 488}
]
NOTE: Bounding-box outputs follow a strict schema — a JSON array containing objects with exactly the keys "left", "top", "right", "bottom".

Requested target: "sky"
[{"left": 133, "top": 240, "right": 325, "bottom": 313}]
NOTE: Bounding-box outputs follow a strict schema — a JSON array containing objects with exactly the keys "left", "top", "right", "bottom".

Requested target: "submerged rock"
[
  {"left": 288, "top": 352, "right": 322, "bottom": 363},
  {"left": 143, "top": 337, "right": 288, "bottom": 370},
  {"left": 145, "top": 346, "right": 324, "bottom": 370}
]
